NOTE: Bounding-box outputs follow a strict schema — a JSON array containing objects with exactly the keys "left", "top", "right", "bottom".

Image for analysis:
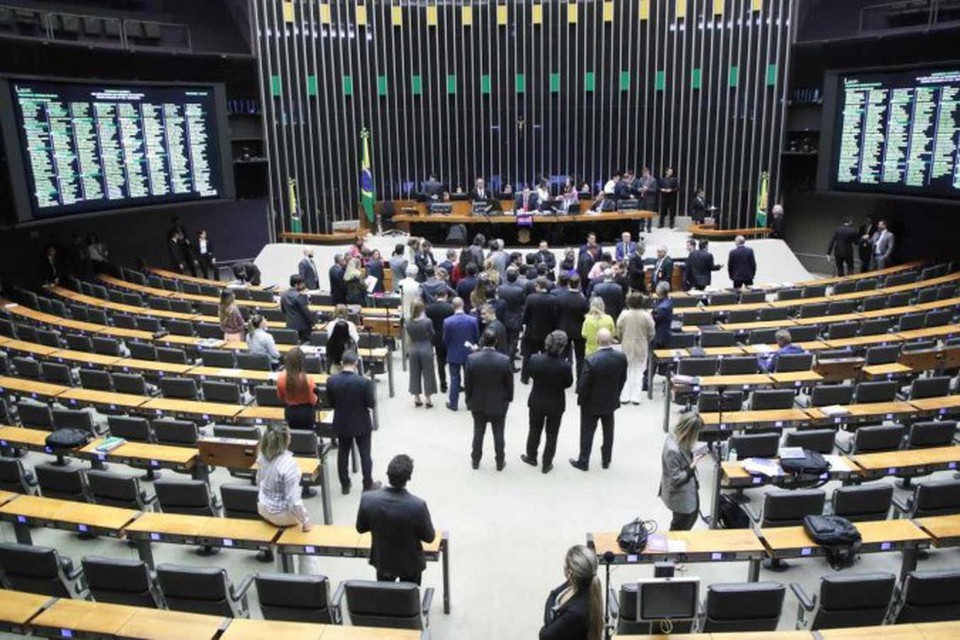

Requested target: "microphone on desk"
[{"left": 602, "top": 551, "right": 615, "bottom": 564}]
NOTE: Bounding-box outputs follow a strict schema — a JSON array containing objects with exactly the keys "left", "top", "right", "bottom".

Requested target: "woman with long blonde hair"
[
  {"left": 580, "top": 297, "right": 615, "bottom": 356},
  {"left": 659, "top": 413, "right": 706, "bottom": 531},
  {"left": 539, "top": 544, "right": 604, "bottom": 640}
]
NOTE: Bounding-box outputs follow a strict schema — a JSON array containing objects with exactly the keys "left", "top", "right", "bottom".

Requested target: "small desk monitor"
[{"left": 637, "top": 578, "right": 699, "bottom": 621}]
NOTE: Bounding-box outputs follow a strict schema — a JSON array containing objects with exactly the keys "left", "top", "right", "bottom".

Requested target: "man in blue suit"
[
  {"left": 442, "top": 297, "right": 480, "bottom": 411},
  {"left": 615, "top": 231, "right": 639, "bottom": 262},
  {"left": 759, "top": 329, "right": 807, "bottom": 373},
  {"left": 727, "top": 235, "right": 757, "bottom": 289}
]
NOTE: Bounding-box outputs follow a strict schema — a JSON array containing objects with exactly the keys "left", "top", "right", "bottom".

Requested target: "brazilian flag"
[
  {"left": 755, "top": 171, "right": 769, "bottom": 228},
  {"left": 360, "top": 129, "right": 375, "bottom": 223}
]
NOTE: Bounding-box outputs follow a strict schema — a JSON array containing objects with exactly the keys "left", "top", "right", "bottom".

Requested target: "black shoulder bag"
[{"left": 803, "top": 514, "right": 862, "bottom": 570}]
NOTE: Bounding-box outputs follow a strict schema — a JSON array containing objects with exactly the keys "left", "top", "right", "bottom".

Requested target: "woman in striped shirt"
[{"left": 257, "top": 424, "right": 312, "bottom": 532}]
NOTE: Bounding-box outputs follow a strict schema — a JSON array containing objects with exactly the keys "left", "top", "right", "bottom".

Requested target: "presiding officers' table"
[{"left": 276, "top": 525, "right": 452, "bottom": 614}]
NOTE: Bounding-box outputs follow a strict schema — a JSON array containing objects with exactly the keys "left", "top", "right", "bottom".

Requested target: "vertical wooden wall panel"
[{"left": 254, "top": 0, "right": 793, "bottom": 233}]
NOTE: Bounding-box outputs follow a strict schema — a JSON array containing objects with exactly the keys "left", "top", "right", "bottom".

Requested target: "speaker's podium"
[{"left": 198, "top": 436, "right": 257, "bottom": 470}]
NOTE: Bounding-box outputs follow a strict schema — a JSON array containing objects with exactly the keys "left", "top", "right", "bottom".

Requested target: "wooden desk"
[
  {"left": 0, "top": 338, "right": 59, "bottom": 356},
  {"left": 589, "top": 528, "right": 766, "bottom": 581},
  {"left": 813, "top": 358, "right": 865, "bottom": 383},
  {"left": 51, "top": 286, "right": 200, "bottom": 321},
  {"left": 719, "top": 319, "right": 798, "bottom": 331},
  {"left": 116, "top": 607, "right": 226, "bottom": 640},
  {"left": 0, "top": 588, "right": 49, "bottom": 632},
  {"left": 29, "top": 599, "right": 141, "bottom": 637},
  {"left": 913, "top": 622, "right": 960, "bottom": 640},
  {"left": 220, "top": 618, "right": 324, "bottom": 640},
  {"left": 898, "top": 325, "right": 960, "bottom": 341},
  {"left": 275, "top": 526, "right": 451, "bottom": 614},
  {"left": 861, "top": 362, "right": 913, "bottom": 380},
  {"left": 0, "top": 494, "right": 138, "bottom": 544},
  {"left": 0, "top": 490, "right": 18, "bottom": 506},
  {"left": 823, "top": 334, "right": 901, "bottom": 348},
  {"left": 850, "top": 446, "right": 960, "bottom": 480},
  {"left": 237, "top": 407, "right": 334, "bottom": 426},
  {"left": 2, "top": 300, "right": 99, "bottom": 333},
  {"left": 101, "top": 274, "right": 274, "bottom": 309},
  {"left": 915, "top": 514, "right": 960, "bottom": 548},
  {"left": 721, "top": 454, "right": 860, "bottom": 488},
  {"left": 113, "top": 357, "right": 195, "bottom": 375},
  {"left": 59, "top": 387, "right": 150, "bottom": 410},
  {"left": 0, "top": 425, "right": 56, "bottom": 454},
  {"left": 0, "top": 375, "right": 67, "bottom": 400},
  {"left": 78, "top": 438, "right": 198, "bottom": 475},
  {"left": 321, "top": 626, "right": 426, "bottom": 639},
  {"left": 141, "top": 397, "right": 243, "bottom": 421},
  {"left": 794, "top": 312, "right": 865, "bottom": 326},
  {"left": 760, "top": 519, "right": 930, "bottom": 580},
  {"left": 805, "top": 401, "right": 917, "bottom": 427},
  {"left": 769, "top": 371, "right": 824, "bottom": 387},
  {"left": 125, "top": 511, "right": 281, "bottom": 568},
  {"left": 50, "top": 348, "right": 122, "bottom": 366},
  {"left": 679, "top": 374, "right": 774, "bottom": 390},
  {"left": 899, "top": 346, "right": 960, "bottom": 373},
  {"left": 699, "top": 409, "right": 810, "bottom": 435},
  {"left": 819, "top": 625, "right": 923, "bottom": 640},
  {"left": 909, "top": 395, "right": 960, "bottom": 418}
]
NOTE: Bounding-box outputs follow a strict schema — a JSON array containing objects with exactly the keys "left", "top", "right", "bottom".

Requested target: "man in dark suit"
[
  {"left": 651, "top": 281, "right": 674, "bottom": 349},
  {"left": 497, "top": 267, "right": 527, "bottom": 368},
  {"left": 684, "top": 240, "right": 722, "bottom": 291},
  {"left": 468, "top": 177, "right": 492, "bottom": 203},
  {"left": 456, "top": 264, "right": 479, "bottom": 312},
  {"left": 727, "top": 235, "right": 757, "bottom": 288},
  {"left": 326, "top": 350, "right": 381, "bottom": 494},
  {"left": 422, "top": 174, "right": 443, "bottom": 200},
  {"left": 690, "top": 188, "right": 708, "bottom": 223},
  {"left": 465, "top": 329, "right": 514, "bottom": 470},
  {"left": 651, "top": 245, "right": 674, "bottom": 291},
  {"left": 420, "top": 266, "right": 456, "bottom": 304},
  {"left": 299, "top": 249, "right": 321, "bottom": 290},
  {"left": 442, "top": 297, "right": 480, "bottom": 411},
  {"left": 280, "top": 275, "right": 317, "bottom": 343},
  {"left": 570, "top": 329, "right": 628, "bottom": 471},
  {"left": 557, "top": 275, "right": 590, "bottom": 380},
  {"left": 41, "top": 245, "right": 60, "bottom": 286},
  {"left": 534, "top": 241, "right": 557, "bottom": 276},
  {"left": 520, "top": 277, "right": 558, "bottom": 384},
  {"left": 522, "top": 331, "right": 574, "bottom": 474},
  {"left": 482, "top": 303, "right": 508, "bottom": 355},
  {"left": 827, "top": 216, "right": 858, "bottom": 277},
  {"left": 356, "top": 454, "right": 435, "bottom": 585},
  {"left": 328, "top": 253, "right": 346, "bottom": 304},
  {"left": 426, "top": 289, "right": 455, "bottom": 393},
  {"left": 588, "top": 269, "right": 625, "bottom": 321}
]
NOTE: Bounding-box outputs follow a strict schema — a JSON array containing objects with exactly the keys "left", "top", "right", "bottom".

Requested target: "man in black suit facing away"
[
  {"left": 280, "top": 274, "right": 318, "bottom": 343},
  {"left": 465, "top": 329, "right": 514, "bottom": 471},
  {"left": 328, "top": 253, "right": 347, "bottom": 304},
  {"left": 497, "top": 267, "right": 527, "bottom": 369},
  {"left": 684, "top": 240, "right": 722, "bottom": 291},
  {"left": 326, "top": 350, "right": 381, "bottom": 494},
  {"left": 570, "top": 328, "right": 628, "bottom": 472},
  {"left": 426, "top": 289, "right": 455, "bottom": 393},
  {"left": 299, "top": 248, "right": 321, "bottom": 290},
  {"left": 520, "top": 277, "right": 558, "bottom": 383},
  {"left": 587, "top": 269, "right": 625, "bottom": 321},
  {"left": 827, "top": 216, "right": 859, "bottom": 277},
  {"left": 727, "top": 235, "right": 757, "bottom": 288},
  {"left": 556, "top": 274, "right": 590, "bottom": 380},
  {"left": 356, "top": 454, "right": 435, "bottom": 585},
  {"left": 522, "top": 331, "right": 574, "bottom": 474}
]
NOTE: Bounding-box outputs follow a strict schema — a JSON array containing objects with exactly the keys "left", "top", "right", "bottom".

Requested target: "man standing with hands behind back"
[
  {"left": 465, "top": 329, "right": 514, "bottom": 471},
  {"left": 356, "top": 454, "right": 435, "bottom": 585},
  {"left": 299, "top": 248, "right": 320, "bottom": 290},
  {"left": 442, "top": 297, "right": 479, "bottom": 411},
  {"left": 326, "top": 350, "right": 381, "bottom": 495},
  {"left": 570, "top": 328, "right": 628, "bottom": 472},
  {"left": 827, "top": 217, "right": 858, "bottom": 277}
]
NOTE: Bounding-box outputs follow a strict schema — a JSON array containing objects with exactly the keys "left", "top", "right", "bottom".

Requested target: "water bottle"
[{"left": 728, "top": 446, "right": 738, "bottom": 463}]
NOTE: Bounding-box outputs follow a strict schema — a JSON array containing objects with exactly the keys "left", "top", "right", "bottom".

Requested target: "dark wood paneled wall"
[{"left": 254, "top": 0, "right": 794, "bottom": 234}]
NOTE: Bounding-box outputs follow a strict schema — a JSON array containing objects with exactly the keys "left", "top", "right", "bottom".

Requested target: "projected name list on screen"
[
  {"left": 13, "top": 82, "right": 222, "bottom": 215},
  {"left": 834, "top": 70, "right": 960, "bottom": 197}
]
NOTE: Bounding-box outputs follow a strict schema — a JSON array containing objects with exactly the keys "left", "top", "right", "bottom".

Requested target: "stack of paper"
[
  {"left": 742, "top": 457, "right": 783, "bottom": 477},
  {"left": 821, "top": 405, "right": 850, "bottom": 417},
  {"left": 778, "top": 447, "right": 805, "bottom": 460}
]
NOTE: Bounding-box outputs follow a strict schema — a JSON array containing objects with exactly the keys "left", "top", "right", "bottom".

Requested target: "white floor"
[
  {"left": 2, "top": 366, "right": 959, "bottom": 638},
  {"left": 255, "top": 229, "right": 814, "bottom": 293}
]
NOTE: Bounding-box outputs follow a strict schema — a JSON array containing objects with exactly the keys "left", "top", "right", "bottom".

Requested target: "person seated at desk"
[
  {"left": 559, "top": 177, "right": 579, "bottom": 212},
  {"left": 469, "top": 177, "right": 499, "bottom": 211},
  {"left": 758, "top": 329, "right": 807, "bottom": 373},
  {"left": 422, "top": 173, "right": 443, "bottom": 201},
  {"left": 691, "top": 187, "right": 710, "bottom": 224},
  {"left": 233, "top": 262, "right": 262, "bottom": 287},
  {"left": 539, "top": 545, "right": 603, "bottom": 640},
  {"left": 515, "top": 186, "right": 541, "bottom": 212},
  {"left": 276, "top": 346, "right": 318, "bottom": 431},
  {"left": 536, "top": 180, "right": 551, "bottom": 208},
  {"left": 590, "top": 172, "right": 621, "bottom": 212},
  {"left": 247, "top": 315, "right": 280, "bottom": 368}
]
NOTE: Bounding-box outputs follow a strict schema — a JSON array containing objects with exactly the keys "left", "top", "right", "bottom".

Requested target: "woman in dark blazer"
[
  {"left": 521, "top": 331, "right": 573, "bottom": 474},
  {"left": 539, "top": 545, "right": 603, "bottom": 640}
]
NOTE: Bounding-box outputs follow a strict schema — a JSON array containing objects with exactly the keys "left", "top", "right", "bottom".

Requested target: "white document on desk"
[
  {"left": 742, "top": 457, "right": 782, "bottom": 477},
  {"left": 667, "top": 539, "right": 687, "bottom": 553},
  {"left": 824, "top": 455, "right": 852, "bottom": 472}
]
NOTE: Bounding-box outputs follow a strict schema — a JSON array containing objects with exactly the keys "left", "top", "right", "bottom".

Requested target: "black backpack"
[
  {"left": 780, "top": 449, "right": 831, "bottom": 487},
  {"left": 44, "top": 428, "right": 91, "bottom": 451},
  {"left": 803, "top": 514, "right": 862, "bottom": 570},
  {"left": 717, "top": 494, "right": 751, "bottom": 529}
]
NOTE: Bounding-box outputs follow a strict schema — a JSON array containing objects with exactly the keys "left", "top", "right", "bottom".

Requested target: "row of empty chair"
[
  {"left": 0, "top": 551, "right": 433, "bottom": 629},
  {"left": 609, "top": 569, "right": 960, "bottom": 634}
]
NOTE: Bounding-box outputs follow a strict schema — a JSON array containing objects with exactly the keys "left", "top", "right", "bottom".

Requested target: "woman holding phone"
[{"left": 659, "top": 413, "right": 706, "bottom": 531}]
